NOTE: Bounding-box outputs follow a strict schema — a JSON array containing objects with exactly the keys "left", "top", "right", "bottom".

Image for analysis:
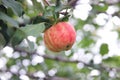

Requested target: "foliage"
[{"left": 0, "top": 0, "right": 120, "bottom": 80}]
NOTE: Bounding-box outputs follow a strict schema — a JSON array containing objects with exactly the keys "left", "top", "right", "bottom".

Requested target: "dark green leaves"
[
  {"left": 32, "top": 16, "right": 50, "bottom": 24},
  {"left": 0, "top": 0, "right": 24, "bottom": 46},
  {"left": 11, "top": 29, "right": 26, "bottom": 46},
  {"left": 44, "top": 6, "right": 55, "bottom": 18},
  {"left": 0, "top": 12, "right": 18, "bottom": 27},
  {"left": 31, "top": 0, "right": 44, "bottom": 13},
  {"left": 100, "top": 43, "right": 109, "bottom": 55},
  {"left": 0, "top": 33, "right": 6, "bottom": 49},
  {"left": 20, "top": 23, "right": 45, "bottom": 37},
  {"left": 11, "top": 23, "right": 45, "bottom": 46},
  {"left": 2, "top": 0, "right": 23, "bottom": 16}
]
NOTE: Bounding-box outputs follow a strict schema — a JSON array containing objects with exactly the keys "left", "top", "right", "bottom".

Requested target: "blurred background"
[{"left": 0, "top": 0, "right": 120, "bottom": 80}]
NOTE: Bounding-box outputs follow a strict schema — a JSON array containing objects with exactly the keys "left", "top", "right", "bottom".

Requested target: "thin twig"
[
  {"left": 43, "top": 0, "right": 50, "bottom": 6},
  {"left": 68, "top": 0, "right": 79, "bottom": 7}
]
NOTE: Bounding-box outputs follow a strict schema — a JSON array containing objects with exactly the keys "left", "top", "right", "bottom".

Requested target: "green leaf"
[
  {"left": 44, "top": 6, "right": 55, "bottom": 18},
  {"left": 78, "top": 36, "right": 94, "bottom": 48},
  {"left": 28, "top": 65, "right": 37, "bottom": 73},
  {"left": 92, "top": 4, "right": 108, "bottom": 12},
  {"left": 0, "top": 0, "right": 2, "bottom": 4},
  {"left": 28, "top": 64, "right": 44, "bottom": 73},
  {"left": 0, "top": 12, "right": 18, "bottom": 27},
  {"left": 0, "top": 33, "right": 6, "bottom": 49},
  {"left": 10, "top": 23, "right": 45, "bottom": 46},
  {"left": 0, "top": 5, "right": 7, "bottom": 13},
  {"left": 27, "top": 39, "right": 35, "bottom": 51},
  {"left": 11, "top": 29, "right": 26, "bottom": 46},
  {"left": 2, "top": 0, "right": 23, "bottom": 16},
  {"left": 80, "top": 67, "right": 90, "bottom": 73},
  {"left": 20, "top": 23, "right": 45, "bottom": 37},
  {"left": 100, "top": 70, "right": 109, "bottom": 80},
  {"left": 55, "top": 5, "right": 65, "bottom": 12},
  {"left": 0, "top": 21, "right": 10, "bottom": 45},
  {"left": 36, "top": 36, "right": 43, "bottom": 45},
  {"left": 60, "top": 15, "right": 70, "bottom": 22},
  {"left": 6, "top": 58, "right": 16, "bottom": 68},
  {"left": 31, "top": 0, "right": 44, "bottom": 13},
  {"left": 55, "top": 0, "right": 61, "bottom": 7},
  {"left": 103, "top": 56, "right": 120, "bottom": 68},
  {"left": 11, "top": 75, "right": 19, "bottom": 80},
  {"left": 32, "top": 16, "right": 50, "bottom": 24},
  {"left": 75, "top": 19, "right": 86, "bottom": 30},
  {"left": 100, "top": 43, "right": 109, "bottom": 55},
  {"left": 7, "top": 27, "right": 16, "bottom": 38}
]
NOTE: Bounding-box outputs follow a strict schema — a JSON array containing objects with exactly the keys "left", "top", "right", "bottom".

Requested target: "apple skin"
[{"left": 44, "top": 22, "right": 76, "bottom": 52}]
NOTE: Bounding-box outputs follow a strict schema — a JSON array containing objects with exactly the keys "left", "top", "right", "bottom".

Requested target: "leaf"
[
  {"left": 75, "top": 19, "right": 86, "bottom": 30},
  {"left": 28, "top": 64, "right": 43, "bottom": 73},
  {"left": 100, "top": 43, "right": 109, "bottom": 55},
  {"left": 20, "top": 23, "right": 45, "bottom": 37},
  {"left": 6, "top": 58, "right": 16, "bottom": 68},
  {"left": 31, "top": 0, "right": 44, "bottom": 13},
  {"left": 55, "top": 5, "right": 65, "bottom": 12},
  {"left": 27, "top": 39, "right": 35, "bottom": 51},
  {"left": 103, "top": 56, "right": 120, "bottom": 67},
  {"left": 100, "top": 70, "right": 109, "bottom": 80},
  {"left": 0, "top": 0, "right": 2, "bottom": 4},
  {"left": 0, "top": 33, "right": 6, "bottom": 49},
  {"left": 61, "top": 15, "right": 70, "bottom": 22},
  {"left": 0, "top": 5, "right": 7, "bottom": 13},
  {"left": 44, "top": 6, "right": 55, "bottom": 18},
  {"left": 28, "top": 65, "right": 37, "bottom": 73},
  {"left": 7, "top": 27, "right": 16, "bottom": 38},
  {"left": 32, "top": 16, "right": 50, "bottom": 24},
  {"left": 2, "top": 0, "right": 23, "bottom": 16},
  {"left": 55, "top": 0, "right": 61, "bottom": 7},
  {"left": 0, "top": 21, "right": 10, "bottom": 44},
  {"left": 78, "top": 36, "right": 94, "bottom": 48},
  {"left": 10, "top": 23, "right": 45, "bottom": 46},
  {"left": 11, "top": 29, "right": 26, "bottom": 46},
  {"left": 80, "top": 67, "right": 90, "bottom": 73},
  {"left": 0, "top": 12, "right": 18, "bottom": 27},
  {"left": 36, "top": 36, "right": 43, "bottom": 45},
  {"left": 92, "top": 4, "right": 108, "bottom": 12}
]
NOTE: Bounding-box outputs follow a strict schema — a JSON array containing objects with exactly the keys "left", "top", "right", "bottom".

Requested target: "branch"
[
  {"left": 104, "top": 0, "right": 120, "bottom": 5},
  {"left": 90, "top": 0, "right": 120, "bottom": 5},
  {"left": 13, "top": 47, "right": 120, "bottom": 76},
  {"left": 14, "top": 47, "right": 93, "bottom": 67},
  {"left": 0, "top": 69, "right": 69, "bottom": 80},
  {"left": 45, "top": 76, "right": 69, "bottom": 80},
  {"left": 68, "top": 0, "right": 79, "bottom": 7},
  {"left": 43, "top": 0, "right": 50, "bottom": 6}
]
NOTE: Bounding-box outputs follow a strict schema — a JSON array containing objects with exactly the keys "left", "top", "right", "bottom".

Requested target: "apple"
[{"left": 44, "top": 22, "right": 76, "bottom": 52}]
